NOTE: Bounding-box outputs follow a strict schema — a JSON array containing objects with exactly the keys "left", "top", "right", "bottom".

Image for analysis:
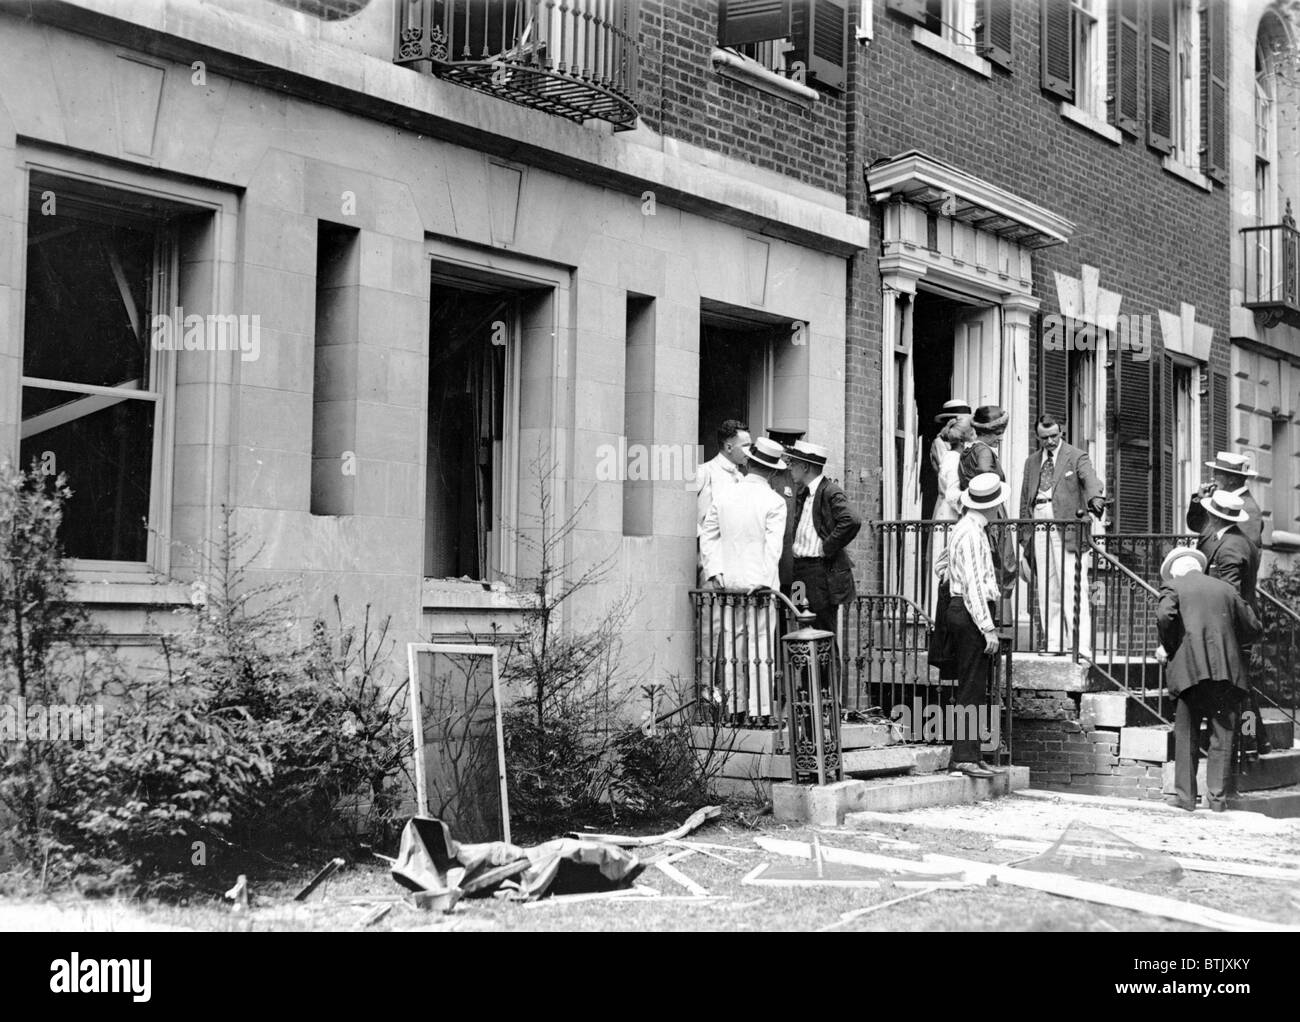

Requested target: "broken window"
[
  {"left": 21, "top": 180, "right": 176, "bottom": 563},
  {"left": 424, "top": 281, "right": 516, "bottom": 581}
]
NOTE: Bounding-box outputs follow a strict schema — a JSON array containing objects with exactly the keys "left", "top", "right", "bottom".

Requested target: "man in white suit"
[{"left": 701, "top": 437, "right": 788, "bottom": 719}]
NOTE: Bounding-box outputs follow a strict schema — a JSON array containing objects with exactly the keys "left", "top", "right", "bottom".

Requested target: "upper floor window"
[
  {"left": 1147, "top": 0, "right": 1226, "bottom": 183},
  {"left": 718, "top": 0, "right": 849, "bottom": 91},
  {"left": 888, "top": 0, "right": 1012, "bottom": 71},
  {"left": 1041, "top": 0, "right": 1108, "bottom": 121},
  {"left": 924, "top": 0, "right": 977, "bottom": 49},
  {"left": 1256, "top": 42, "right": 1276, "bottom": 226},
  {"left": 1170, "top": 0, "right": 1200, "bottom": 168}
]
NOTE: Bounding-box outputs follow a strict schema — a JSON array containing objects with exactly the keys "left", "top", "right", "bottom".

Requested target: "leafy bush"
[{"left": 1, "top": 476, "right": 409, "bottom": 894}]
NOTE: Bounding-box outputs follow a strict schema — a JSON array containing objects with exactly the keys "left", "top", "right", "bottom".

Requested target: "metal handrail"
[{"left": 1254, "top": 583, "right": 1300, "bottom": 730}]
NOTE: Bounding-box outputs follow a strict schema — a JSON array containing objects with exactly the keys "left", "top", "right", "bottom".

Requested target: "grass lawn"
[{"left": 4, "top": 800, "right": 1297, "bottom": 932}]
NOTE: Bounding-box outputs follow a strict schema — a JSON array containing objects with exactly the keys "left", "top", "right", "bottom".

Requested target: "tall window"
[
  {"left": 1171, "top": 0, "right": 1201, "bottom": 167},
  {"left": 1071, "top": 0, "right": 1104, "bottom": 117},
  {"left": 1172, "top": 362, "right": 1199, "bottom": 519},
  {"left": 1255, "top": 41, "right": 1278, "bottom": 226},
  {"left": 21, "top": 178, "right": 178, "bottom": 565}
]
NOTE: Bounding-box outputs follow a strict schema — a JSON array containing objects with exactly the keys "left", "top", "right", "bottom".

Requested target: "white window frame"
[
  {"left": 1170, "top": 0, "right": 1201, "bottom": 171},
  {"left": 1255, "top": 42, "right": 1278, "bottom": 226},
  {"left": 1170, "top": 357, "right": 1202, "bottom": 521},
  {"left": 17, "top": 167, "right": 191, "bottom": 578},
  {"left": 1071, "top": 0, "right": 1106, "bottom": 119}
]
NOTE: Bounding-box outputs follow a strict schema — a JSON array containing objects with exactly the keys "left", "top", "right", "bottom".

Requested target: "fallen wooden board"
[
  {"left": 357, "top": 903, "right": 393, "bottom": 928},
  {"left": 667, "top": 841, "right": 741, "bottom": 866},
  {"left": 992, "top": 839, "right": 1300, "bottom": 881},
  {"left": 754, "top": 836, "right": 966, "bottom": 879},
  {"left": 523, "top": 888, "right": 658, "bottom": 908},
  {"left": 742, "top": 863, "right": 881, "bottom": 889},
  {"left": 654, "top": 860, "right": 710, "bottom": 896},
  {"left": 924, "top": 853, "right": 1300, "bottom": 932},
  {"left": 574, "top": 806, "right": 722, "bottom": 847}
]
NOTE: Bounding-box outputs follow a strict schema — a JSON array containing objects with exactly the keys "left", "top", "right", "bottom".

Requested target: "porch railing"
[
  {"left": 1255, "top": 583, "right": 1300, "bottom": 733},
  {"left": 689, "top": 588, "right": 786, "bottom": 728},
  {"left": 839, "top": 592, "right": 1012, "bottom": 763},
  {"left": 394, "top": 0, "right": 641, "bottom": 130}
]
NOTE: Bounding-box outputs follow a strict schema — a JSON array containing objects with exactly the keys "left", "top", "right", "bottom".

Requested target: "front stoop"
[
  {"left": 1161, "top": 749, "right": 1300, "bottom": 797},
  {"left": 772, "top": 766, "right": 1030, "bottom": 826},
  {"left": 1226, "top": 786, "right": 1300, "bottom": 819}
]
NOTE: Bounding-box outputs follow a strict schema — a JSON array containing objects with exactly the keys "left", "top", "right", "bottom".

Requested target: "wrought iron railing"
[
  {"left": 839, "top": 592, "right": 1012, "bottom": 763},
  {"left": 394, "top": 0, "right": 641, "bottom": 129},
  {"left": 689, "top": 588, "right": 786, "bottom": 728},
  {"left": 1254, "top": 583, "right": 1300, "bottom": 733},
  {"left": 1241, "top": 222, "right": 1300, "bottom": 324}
]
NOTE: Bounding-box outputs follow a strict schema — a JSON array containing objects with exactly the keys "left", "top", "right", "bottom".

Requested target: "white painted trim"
[
  {"left": 1059, "top": 101, "right": 1123, "bottom": 145},
  {"left": 910, "top": 25, "right": 992, "bottom": 78},
  {"left": 868, "top": 151, "right": 1075, "bottom": 246},
  {"left": 710, "top": 48, "right": 819, "bottom": 105},
  {"left": 1161, "top": 155, "right": 1213, "bottom": 192},
  {"left": 857, "top": 0, "right": 873, "bottom": 41}
]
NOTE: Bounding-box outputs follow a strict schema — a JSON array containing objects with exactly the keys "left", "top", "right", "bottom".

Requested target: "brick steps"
[{"left": 1226, "top": 785, "right": 1300, "bottom": 819}]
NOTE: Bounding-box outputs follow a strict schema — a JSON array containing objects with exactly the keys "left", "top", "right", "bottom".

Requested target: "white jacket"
[{"left": 700, "top": 474, "right": 787, "bottom": 590}]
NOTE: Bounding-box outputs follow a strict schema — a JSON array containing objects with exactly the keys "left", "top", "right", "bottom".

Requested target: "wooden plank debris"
[
  {"left": 574, "top": 806, "right": 722, "bottom": 847},
  {"left": 924, "top": 853, "right": 1300, "bottom": 932},
  {"left": 754, "top": 836, "right": 966, "bottom": 879},
  {"left": 295, "top": 857, "right": 345, "bottom": 901},
  {"left": 358, "top": 904, "right": 393, "bottom": 928},
  {"left": 654, "top": 859, "right": 710, "bottom": 896},
  {"left": 991, "top": 839, "right": 1300, "bottom": 881}
]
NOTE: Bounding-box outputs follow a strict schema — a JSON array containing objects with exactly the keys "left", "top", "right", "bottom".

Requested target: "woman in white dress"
[{"left": 930, "top": 416, "right": 975, "bottom": 605}]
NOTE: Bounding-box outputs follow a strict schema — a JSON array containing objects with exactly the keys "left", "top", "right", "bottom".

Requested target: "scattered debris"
[
  {"left": 390, "top": 816, "right": 642, "bottom": 903},
  {"left": 818, "top": 885, "right": 943, "bottom": 931},
  {"left": 224, "top": 875, "right": 249, "bottom": 913},
  {"left": 754, "top": 836, "right": 966, "bottom": 879},
  {"left": 524, "top": 888, "right": 658, "bottom": 908},
  {"left": 654, "top": 860, "right": 710, "bottom": 897},
  {"left": 742, "top": 862, "right": 883, "bottom": 889},
  {"left": 925, "top": 853, "right": 1300, "bottom": 932},
  {"left": 573, "top": 806, "right": 722, "bottom": 847},
  {"left": 358, "top": 904, "right": 393, "bottom": 928},
  {"left": 1007, "top": 822, "right": 1182, "bottom": 882},
  {"left": 295, "top": 857, "right": 346, "bottom": 901},
  {"left": 409, "top": 889, "right": 460, "bottom": 913},
  {"left": 993, "top": 838, "right": 1300, "bottom": 882}
]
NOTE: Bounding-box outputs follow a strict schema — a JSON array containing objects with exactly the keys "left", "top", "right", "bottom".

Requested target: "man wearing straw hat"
[
  {"left": 1188, "top": 451, "right": 1263, "bottom": 548},
  {"left": 785, "top": 440, "right": 862, "bottom": 635},
  {"left": 700, "top": 437, "right": 789, "bottom": 719},
  {"left": 1156, "top": 547, "right": 1261, "bottom": 811},
  {"left": 940, "top": 472, "right": 1007, "bottom": 778},
  {"left": 1195, "top": 488, "right": 1269, "bottom": 755},
  {"left": 766, "top": 424, "right": 805, "bottom": 595}
]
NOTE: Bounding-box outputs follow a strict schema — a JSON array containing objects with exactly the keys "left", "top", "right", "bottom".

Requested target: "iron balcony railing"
[
  {"left": 1255, "top": 583, "right": 1300, "bottom": 733},
  {"left": 394, "top": 0, "right": 641, "bottom": 130},
  {"left": 1241, "top": 222, "right": 1300, "bottom": 326}
]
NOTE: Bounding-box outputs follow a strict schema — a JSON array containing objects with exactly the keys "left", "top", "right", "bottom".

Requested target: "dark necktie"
[
  {"left": 795, "top": 487, "right": 809, "bottom": 524},
  {"left": 1039, "top": 451, "right": 1055, "bottom": 493}
]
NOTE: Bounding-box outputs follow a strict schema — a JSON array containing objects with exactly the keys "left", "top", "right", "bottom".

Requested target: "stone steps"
[
  {"left": 772, "top": 766, "right": 1031, "bottom": 825},
  {"left": 1226, "top": 785, "right": 1300, "bottom": 819}
]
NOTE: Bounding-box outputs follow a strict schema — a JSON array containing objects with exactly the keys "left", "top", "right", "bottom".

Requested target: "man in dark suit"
[
  {"left": 1196, "top": 488, "right": 1269, "bottom": 754},
  {"left": 957, "top": 405, "right": 1018, "bottom": 614},
  {"left": 1187, "top": 452, "right": 1263, "bottom": 548},
  {"left": 766, "top": 425, "right": 805, "bottom": 596},
  {"left": 1156, "top": 548, "right": 1261, "bottom": 811},
  {"left": 785, "top": 441, "right": 862, "bottom": 634},
  {"left": 1018, "top": 414, "right": 1105, "bottom": 653}
]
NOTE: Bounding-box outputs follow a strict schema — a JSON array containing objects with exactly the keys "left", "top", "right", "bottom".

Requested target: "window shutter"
[
  {"left": 1147, "top": 0, "right": 1174, "bottom": 154},
  {"left": 1038, "top": 314, "right": 1070, "bottom": 424},
  {"left": 1113, "top": 0, "right": 1140, "bottom": 135},
  {"left": 1156, "top": 354, "right": 1176, "bottom": 532},
  {"left": 719, "top": 0, "right": 793, "bottom": 46},
  {"left": 1203, "top": 0, "right": 1228, "bottom": 183},
  {"left": 978, "top": 0, "right": 1013, "bottom": 71},
  {"left": 1116, "top": 348, "right": 1153, "bottom": 532},
  {"left": 1211, "top": 368, "right": 1230, "bottom": 454},
  {"left": 805, "top": 0, "right": 848, "bottom": 91},
  {"left": 886, "top": 0, "right": 928, "bottom": 25},
  {"left": 1040, "top": 0, "right": 1074, "bottom": 102}
]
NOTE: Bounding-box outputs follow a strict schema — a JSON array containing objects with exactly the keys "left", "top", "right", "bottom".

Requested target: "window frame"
[
  {"left": 1169, "top": 0, "right": 1201, "bottom": 170},
  {"left": 17, "top": 165, "right": 194, "bottom": 578}
]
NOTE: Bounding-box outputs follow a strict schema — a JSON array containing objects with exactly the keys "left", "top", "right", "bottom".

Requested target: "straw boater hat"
[
  {"left": 766, "top": 424, "right": 806, "bottom": 446},
  {"left": 743, "top": 437, "right": 788, "bottom": 471},
  {"left": 1201, "top": 490, "right": 1248, "bottom": 523},
  {"left": 935, "top": 399, "right": 972, "bottom": 425},
  {"left": 1205, "top": 451, "right": 1260, "bottom": 478},
  {"left": 972, "top": 405, "right": 1009, "bottom": 434},
  {"left": 1160, "top": 547, "right": 1207, "bottom": 583},
  {"left": 785, "top": 440, "right": 829, "bottom": 468},
  {"left": 961, "top": 472, "right": 1007, "bottom": 510}
]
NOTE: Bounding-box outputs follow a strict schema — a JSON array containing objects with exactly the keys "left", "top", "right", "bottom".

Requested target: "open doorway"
[{"left": 910, "top": 293, "right": 960, "bottom": 519}]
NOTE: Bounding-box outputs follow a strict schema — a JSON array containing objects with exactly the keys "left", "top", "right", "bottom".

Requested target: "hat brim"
[
  {"left": 1202, "top": 503, "right": 1248, "bottom": 523},
  {"left": 1204, "top": 460, "right": 1259, "bottom": 477},
  {"left": 961, "top": 483, "right": 1008, "bottom": 510},
  {"left": 745, "top": 451, "right": 787, "bottom": 471},
  {"left": 1160, "top": 547, "right": 1207, "bottom": 582},
  {"left": 785, "top": 452, "right": 826, "bottom": 467}
]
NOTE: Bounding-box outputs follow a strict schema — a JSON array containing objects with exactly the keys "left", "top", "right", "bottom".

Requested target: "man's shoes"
[
  {"left": 953, "top": 761, "right": 995, "bottom": 778},
  {"left": 1164, "top": 796, "right": 1196, "bottom": 812},
  {"left": 1207, "top": 801, "right": 1228, "bottom": 813}
]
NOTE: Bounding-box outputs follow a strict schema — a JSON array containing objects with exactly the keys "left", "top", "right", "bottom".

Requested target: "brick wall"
[
  {"left": 1014, "top": 689, "right": 1167, "bottom": 799},
  {"left": 845, "top": 0, "right": 1234, "bottom": 546},
  {"left": 638, "top": 1, "right": 850, "bottom": 195}
]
